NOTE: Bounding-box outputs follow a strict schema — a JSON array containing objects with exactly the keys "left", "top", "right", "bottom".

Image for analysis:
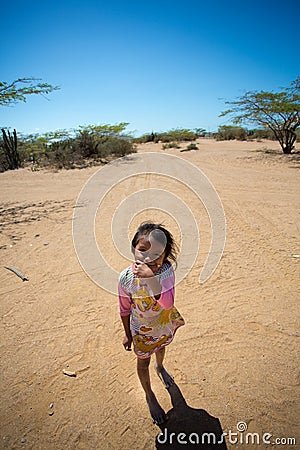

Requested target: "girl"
[{"left": 118, "top": 222, "right": 185, "bottom": 425}]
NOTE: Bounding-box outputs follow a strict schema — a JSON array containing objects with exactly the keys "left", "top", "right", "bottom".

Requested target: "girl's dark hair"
[{"left": 131, "top": 222, "right": 178, "bottom": 264}]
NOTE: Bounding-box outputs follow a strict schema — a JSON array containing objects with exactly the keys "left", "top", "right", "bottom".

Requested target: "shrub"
[
  {"left": 194, "top": 128, "right": 206, "bottom": 137},
  {"left": 158, "top": 128, "right": 197, "bottom": 142},
  {"left": 8, "top": 122, "right": 136, "bottom": 170},
  {"left": 186, "top": 143, "right": 198, "bottom": 150},
  {"left": 248, "top": 128, "right": 276, "bottom": 140},
  {"left": 134, "top": 128, "right": 198, "bottom": 143},
  {"left": 216, "top": 125, "right": 247, "bottom": 141},
  {"left": 98, "top": 137, "right": 136, "bottom": 157},
  {"left": 133, "top": 132, "right": 158, "bottom": 143},
  {"left": 162, "top": 142, "right": 181, "bottom": 149}
]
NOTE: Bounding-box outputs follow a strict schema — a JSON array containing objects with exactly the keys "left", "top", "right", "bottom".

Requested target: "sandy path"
[{"left": 0, "top": 139, "right": 299, "bottom": 449}]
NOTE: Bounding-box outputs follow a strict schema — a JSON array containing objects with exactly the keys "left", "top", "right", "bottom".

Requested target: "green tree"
[
  {"left": 75, "top": 123, "right": 132, "bottom": 158},
  {"left": 0, "top": 77, "right": 60, "bottom": 170},
  {"left": 220, "top": 77, "right": 300, "bottom": 154},
  {"left": 216, "top": 125, "right": 247, "bottom": 141},
  {"left": 194, "top": 128, "right": 206, "bottom": 137},
  {"left": 77, "top": 122, "right": 130, "bottom": 137},
  {"left": 158, "top": 128, "right": 197, "bottom": 143},
  {"left": 0, "top": 77, "right": 60, "bottom": 106}
]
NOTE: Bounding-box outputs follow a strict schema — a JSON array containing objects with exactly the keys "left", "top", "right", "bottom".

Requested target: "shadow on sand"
[{"left": 155, "top": 383, "right": 227, "bottom": 449}]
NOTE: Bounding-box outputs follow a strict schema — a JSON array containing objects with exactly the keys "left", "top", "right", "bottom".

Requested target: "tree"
[
  {"left": 216, "top": 125, "right": 247, "bottom": 141},
  {"left": 220, "top": 77, "right": 300, "bottom": 154},
  {"left": 194, "top": 128, "right": 206, "bottom": 137},
  {"left": 0, "top": 77, "right": 60, "bottom": 170},
  {"left": 0, "top": 77, "right": 60, "bottom": 106}
]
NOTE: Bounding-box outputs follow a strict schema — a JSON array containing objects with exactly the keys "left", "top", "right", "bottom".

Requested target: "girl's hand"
[
  {"left": 123, "top": 335, "right": 132, "bottom": 351},
  {"left": 133, "top": 259, "right": 154, "bottom": 278}
]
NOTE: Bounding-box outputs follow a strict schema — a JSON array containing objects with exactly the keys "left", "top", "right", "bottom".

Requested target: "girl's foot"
[
  {"left": 146, "top": 393, "right": 167, "bottom": 425},
  {"left": 154, "top": 362, "right": 174, "bottom": 389}
]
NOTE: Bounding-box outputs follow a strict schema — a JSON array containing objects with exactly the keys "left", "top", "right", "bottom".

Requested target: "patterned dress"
[{"left": 118, "top": 260, "right": 185, "bottom": 359}]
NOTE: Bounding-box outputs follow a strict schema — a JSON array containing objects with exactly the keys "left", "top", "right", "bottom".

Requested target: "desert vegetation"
[
  {"left": 221, "top": 77, "right": 300, "bottom": 153},
  {"left": 1, "top": 77, "right": 299, "bottom": 171},
  {"left": 1, "top": 124, "right": 299, "bottom": 172},
  {"left": 0, "top": 123, "right": 135, "bottom": 171},
  {"left": 133, "top": 128, "right": 200, "bottom": 144}
]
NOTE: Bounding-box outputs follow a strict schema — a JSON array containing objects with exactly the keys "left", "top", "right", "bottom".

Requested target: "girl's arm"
[
  {"left": 118, "top": 279, "right": 132, "bottom": 350},
  {"left": 121, "top": 315, "right": 132, "bottom": 350},
  {"left": 121, "top": 315, "right": 131, "bottom": 337}
]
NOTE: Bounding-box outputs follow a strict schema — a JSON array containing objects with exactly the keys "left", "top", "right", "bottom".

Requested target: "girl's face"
[{"left": 134, "top": 236, "right": 166, "bottom": 273}]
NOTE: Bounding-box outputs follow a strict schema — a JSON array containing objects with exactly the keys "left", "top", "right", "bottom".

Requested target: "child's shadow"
[{"left": 155, "top": 383, "right": 227, "bottom": 449}]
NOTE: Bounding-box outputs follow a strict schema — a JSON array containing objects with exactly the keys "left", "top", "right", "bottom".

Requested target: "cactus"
[{"left": 1, "top": 128, "right": 21, "bottom": 170}]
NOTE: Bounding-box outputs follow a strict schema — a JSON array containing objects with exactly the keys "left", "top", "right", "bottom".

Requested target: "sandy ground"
[{"left": 0, "top": 139, "right": 299, "bottom": 449}]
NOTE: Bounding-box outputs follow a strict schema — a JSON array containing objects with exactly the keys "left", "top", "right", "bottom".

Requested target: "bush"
[
  {"left": 162, "top": 142, "right": 181, "bottom": 149},
  {"left": 158, "top": 128, "right": 197, "bottom": 142},
  {"left": 45, "top": 136, "right": 135, "bottom": 168},
  {"left": 97, "top": 137, "right": 136, "bottom": 157},
  {"left": 133, "top": 132, "right": 159, "bottom": 144},
  {"left": 248, "top": 128, "right": 276, "bottom": 140},
  {"left": 216, "top": 125, "right": 247, "bottom": 141},
  {"left": 4, "top": 122, "right": 136, "bottom": 170},
  {"left": 186, "top": 143, "right": 198, "bottom": 150},
  {"left": 45, "top": 138, "right": 80, "bottom": 169},
  {"left": 194, "top": 128, "right": 206, "bottom": 137},
  {"left": 134, "top": 128, "right": 198, "bottom": 143}
]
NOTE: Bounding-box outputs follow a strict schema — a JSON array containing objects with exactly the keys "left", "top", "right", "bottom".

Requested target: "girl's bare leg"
[
  {"left": 137, "top": 357, "right": 166, "bottom": 424},
  {"left": 154, "top": 347, "right": 174, "bottom": 388}
]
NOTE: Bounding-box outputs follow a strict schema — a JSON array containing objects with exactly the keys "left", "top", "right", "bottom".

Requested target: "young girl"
[{"left": 118, "top": 222, "right": 185, "bottom": 425}]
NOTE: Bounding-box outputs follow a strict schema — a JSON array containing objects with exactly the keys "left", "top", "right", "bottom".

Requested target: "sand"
[{"left": 0, "top": 139, "right": 299, "bottom": 449}]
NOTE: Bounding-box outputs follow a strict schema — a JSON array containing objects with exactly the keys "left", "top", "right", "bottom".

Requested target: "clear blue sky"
[{"left": 1, "top": 0, "right": 299, "bottom": 136}]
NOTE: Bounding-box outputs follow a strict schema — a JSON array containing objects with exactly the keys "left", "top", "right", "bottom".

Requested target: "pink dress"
[{"left": 118, "top": 261, "right": 185, "bottom": 359}]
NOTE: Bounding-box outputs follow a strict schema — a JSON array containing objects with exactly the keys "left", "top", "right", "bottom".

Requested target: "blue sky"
[{"left": 0, "top": 0, "right": 299, "bottom": 136}]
